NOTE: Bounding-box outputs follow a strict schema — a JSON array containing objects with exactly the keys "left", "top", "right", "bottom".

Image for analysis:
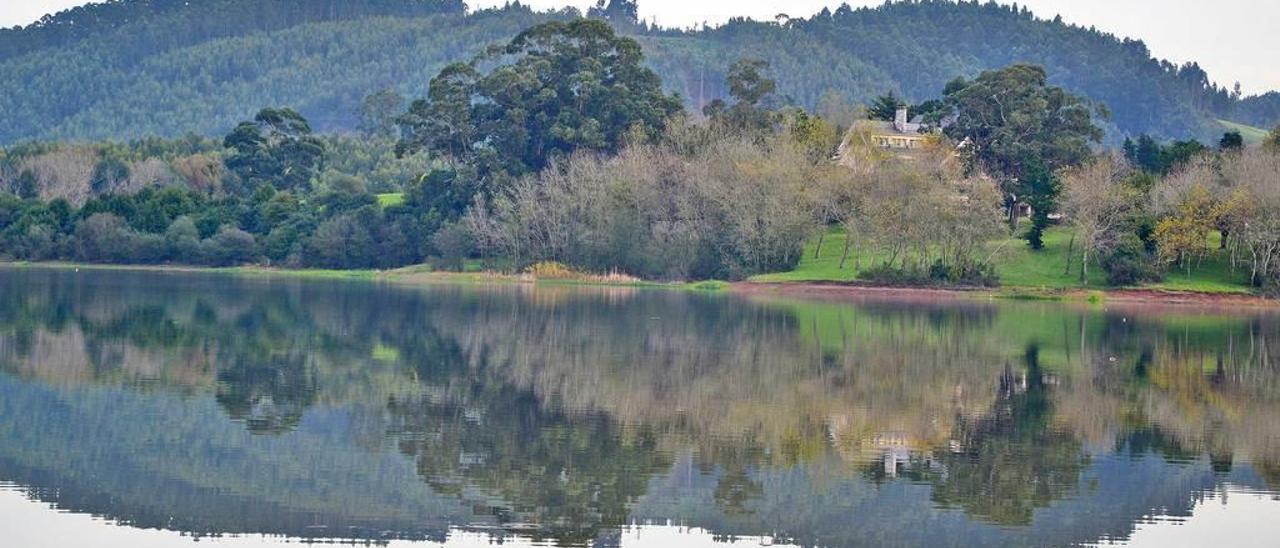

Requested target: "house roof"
[{"left": 863, "top": 120, "right": 926, "bottom": 138}]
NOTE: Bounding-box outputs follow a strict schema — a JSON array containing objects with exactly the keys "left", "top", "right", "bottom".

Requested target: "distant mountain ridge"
[
  {"left": 0, "top": 0, "right": 1275, "bottom": 145},
  {"left": 0, "top": 0, "right": 467, "bottom": 60}
]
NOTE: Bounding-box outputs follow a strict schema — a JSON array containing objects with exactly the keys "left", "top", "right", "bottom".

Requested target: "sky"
[{"left": 3, "top": 0, "right": 1277, "bottom": 95}]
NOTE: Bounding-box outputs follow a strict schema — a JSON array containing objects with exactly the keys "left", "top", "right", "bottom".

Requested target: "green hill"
[
  {"left": 1218, "top": 119, "right": 1272, "bottom": 145},
  {"left": 0, "top": 0, "right": 1277, "bottom": 144}
]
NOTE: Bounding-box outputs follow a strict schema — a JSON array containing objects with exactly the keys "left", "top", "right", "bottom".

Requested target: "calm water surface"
[{"left": 1, "top": 267, "right": 1279, "bottom": 547}]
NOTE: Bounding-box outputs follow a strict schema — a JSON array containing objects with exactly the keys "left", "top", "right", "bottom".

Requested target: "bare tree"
[
  {"left": 835, "top": 139, "right": 1005, "bottom": 281},
  {"left": 1061, "top": 155, "right": 1137, "bottom": 283},
  {"left": 1151, "top": 147, "right": 1280, "bottom": 287},
  {"left": 461, "top": 131, "right": 818, "bottom": 280},
  {"left": 171, "top": 153, "right": 224, "bottom": 194},
  {"left": 1215, "top": 148, "right": 1280, "bottom": 286},
  {"left": 125, "top": 157, "right": 176, "bottom": 191},
  {"left": 21, "top": 146, "right": 96, "bottom": 205}
]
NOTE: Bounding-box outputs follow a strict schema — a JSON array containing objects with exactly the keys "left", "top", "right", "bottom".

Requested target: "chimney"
[{"left": 894, "top": 107, "right": 909, "bottom": 132}]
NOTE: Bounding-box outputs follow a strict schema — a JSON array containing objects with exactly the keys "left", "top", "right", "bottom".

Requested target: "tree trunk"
[
  {"left": 1081, "top": 249, "right": 1089, "bottom": 284},
  {"left": 838, "top": 236, "right": 853, "bottom": 270},
  {"left": 1063, "top": 234, "right": 1076, "bottom": 276},
  {"left": 814, "top": 232, "right": 825, "bottom": 259}
]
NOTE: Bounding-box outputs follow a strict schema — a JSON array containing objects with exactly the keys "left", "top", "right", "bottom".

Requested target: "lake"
[{"left": 1, "top": 267, "right": 1278, "bottom": 547}]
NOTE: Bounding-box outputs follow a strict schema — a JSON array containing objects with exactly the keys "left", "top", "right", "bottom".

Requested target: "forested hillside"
[
  {"left": 0, "top": 0, "right": 466, "bottom": 60},
  {"left": 0, "top": 0, "right": 1276, "bottom": 144}
]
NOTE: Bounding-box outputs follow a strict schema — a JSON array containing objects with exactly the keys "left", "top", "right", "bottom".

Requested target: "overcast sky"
[{"left": 4, "top": 0, "right": 1277, "bottom": 94}]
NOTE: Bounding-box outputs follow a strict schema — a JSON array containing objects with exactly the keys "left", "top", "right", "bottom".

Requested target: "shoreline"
[
  {"left": 731, "top": 280, "right": 1280, "bottom": 310},
  {"left": 0, "top": 261, "right": 721, "bottom": 292},
  {"left": 4, "top": 261, "right": 1275, "bottom": 308}
]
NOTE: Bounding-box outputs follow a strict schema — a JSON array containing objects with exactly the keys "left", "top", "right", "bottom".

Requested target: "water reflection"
[{"left": 1, "top": 267, "right": 1279, "bottom": 546}]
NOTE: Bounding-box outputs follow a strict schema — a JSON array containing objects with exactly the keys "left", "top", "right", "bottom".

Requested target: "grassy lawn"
[
  {"left": 1149, "top": 234, "right": 1252, "bottom": 294},
  {"left": 753, "top": 225, "right": 1254, "bottom": 294},
  {"left": 752, "top": 225, "right": 1107, "bottom": 287},
  {"left": 1218, "top": 119, "right": 1271, "bottom": 145},
  {"left": 994, "top": 227, "right": 1106, "bottom": 289},
  {"left": 752, "top": 228, "right": 864, "bottom": 283},
  {"left": 377, "top": 192, "right": 405, "bottom": 207}
]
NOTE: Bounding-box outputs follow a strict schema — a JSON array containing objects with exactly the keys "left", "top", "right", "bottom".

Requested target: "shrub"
[
  {"left": 525, "top": 261, "right": 578, "bottom": 279},
  {"left": 305, "top": 213, "right": 375, "bottom": 268},
  {"left": 202, "top": 226, "right": 259, "bottom": 266},
  {"left": 860, "top": 261, "right": 998, "bottom": 287},
  {"left": 1100, "top": 233, "right": 1161, "bottom": 286},
  {"left": 132, "top": 232, "right": 167, "bottom": 263},
  {"left": 430, "top": 221, "right": 471, "bottom": 271},
  {"left": 263, "top": 223, "right": 304, "bottom": 264},
  {"left": 12, "top": 224, "right": 59, "bottom": 260},
  {"left": 165, "top": 216, "right": 202, "bottom": 262},
  {"left": 74, "top": 213, "right": 134, "bottom": 263}
]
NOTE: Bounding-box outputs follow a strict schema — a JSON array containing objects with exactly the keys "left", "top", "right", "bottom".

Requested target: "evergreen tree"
[
  {"left": 588, "top": 0, "right": 640, "bottom": 27},
  {"left": 224, "top": 108, "right": 326, "bottom": 193},
  {"left": 1219, "top": 131, "right": 1245, "bottom": 151},
  {"left": 944, "top": 64, "right": 1101, "bottom": 246},
  {"left": 705, "top": 59, "right": 780, "bottom": 134},
  {"left": 397, "top": 19, "right": 682, "bottom": 187},
  {"left": 868, "top": 92, "right": 906, "bottom": 121},
  {"left": 357, "top": 88, "right": 405, "bottom": 139}
]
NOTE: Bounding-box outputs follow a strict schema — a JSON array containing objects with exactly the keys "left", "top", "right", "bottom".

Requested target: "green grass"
[
  {"left": 377, "top": 192, "right": 405, "bottom": 207},
  {"left": 1218, "top": 119, "right": 1271, "bottom": 145},
  {"left": 750, "top": 228, "right": 873, "bottom": 283},
  {"left": 993, "top": 227, "right": 1106, "bottom": 289},
  {"left": 752, "top": 225, "right": 1113, "bottom": 288},
  {"left": 753, "top": 225, "right": 1255, "bottom": 295},
  {"left": 1148, "top": 233, "right": 1252, "bottom": 294}
]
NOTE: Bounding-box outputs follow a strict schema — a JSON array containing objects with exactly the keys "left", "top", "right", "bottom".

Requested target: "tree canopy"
[
  {"left": 1220, "top": 131, "right": 1245, "bottom": 151},
  {"left": 703, "top": 58, "right": 781, "bottom": 134},
  {"left": 396, "top": 18, "right": 682, "bottom": 182},
  {"left": 1122, "top": 134, "right": 1207, "bottom": 174},
  {"left": 357, "top": 88, "right": 406, "bottom": 139},
  {"left": 223, "top": 108, "right": 326, "bottom": 193},
  {"left": 942, "top": 64, "right": 1102, "bottom": 249},
  {"left": 588, "top": 0, "right": 641, "bottom": 27},
  {"left": 868, "top": 92, "right": 906, "bottom": 122},
  {"left": 945, "top": 64, "right": 1101, "bottom": 182}
]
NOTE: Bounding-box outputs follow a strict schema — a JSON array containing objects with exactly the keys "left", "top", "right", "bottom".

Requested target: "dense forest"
[
  {"left": 0, "top": 0, "right": 466, "bottom": 59},
  {"left": 0, "top": 0, "right": 1277, "bottom": 145}
]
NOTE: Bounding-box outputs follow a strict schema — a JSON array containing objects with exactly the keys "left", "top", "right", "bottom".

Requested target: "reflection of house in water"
[
  {"left": 871, "top": 432, "right": 919, "bottom": 478},
  {"left": 999, "top": 368, "right": 1060, "bottom": 397},
  {"left": 827, "top": 419, "right": 943, "bottom": 478}
]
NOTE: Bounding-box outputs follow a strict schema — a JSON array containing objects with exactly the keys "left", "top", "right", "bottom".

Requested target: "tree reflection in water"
[
  {"left": 1, "top": 267, "right": 1279, "bottom": 546},
  {"left": 921, "top": 346, "right": 1087, "bottom": 526}
]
